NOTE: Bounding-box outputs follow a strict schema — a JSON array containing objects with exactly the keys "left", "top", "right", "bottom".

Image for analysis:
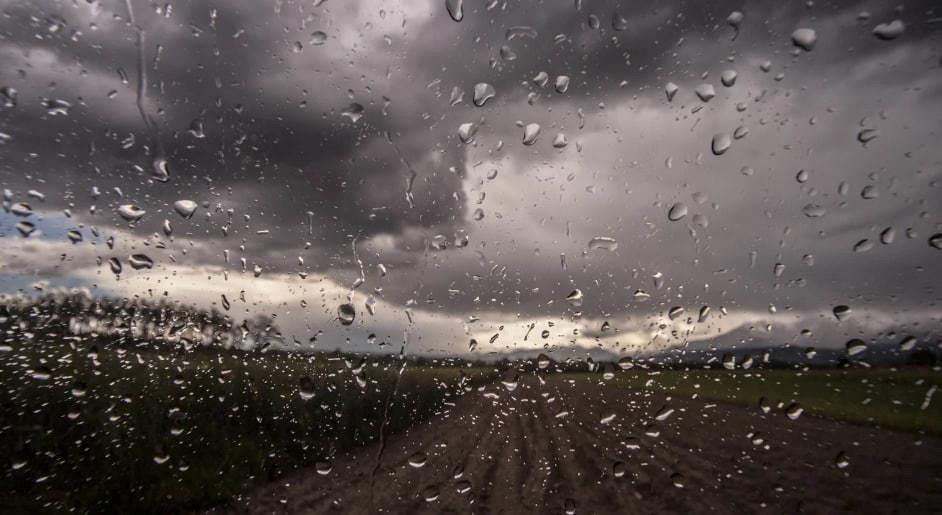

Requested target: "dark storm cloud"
[{"left": 1, "top": 0, "right": 940, "bottom": 353}]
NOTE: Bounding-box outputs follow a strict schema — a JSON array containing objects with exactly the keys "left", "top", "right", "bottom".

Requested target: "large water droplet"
[
  {"left": 833, "top": 305, "right": 851, "bottom": 321},
  {"left": 338, "top": 303, "right": 356, "bottom": 325},
  {"left": 665, "top": 82, "right": 679, "bottom": 102},
  {"left": 341, "top": 103, "right": 364, "bottom": 123},
  {"left": 173, "top": 200, "right": 198, "bottom": 218},
  {"left": 522, "top": 123, "right": 541, "bottom": 145},
  {"left": 408, "top": 452, "right": 428, "bottom": 468},
  {"left": 791, "top": 28, "right": 817, "bottom": 51},
  {"left": 445, "top": 0, "right": 463, "bottom": 22},
  {"left": 587, "top": 236, "right": 617, "bottom": 251},
  {"left": 720, "top": 70, "right": 737, "bottom": 87},
  {"left": 128, "top": 254, "right": 154, "bottom": 270},
  {"left": 16, "top": 221, "right": 35, "bottom": 237},
  {"left": 872, "top": 20, "right": 904, "bottom": 40},
  {"left": 458, "top": 123, "right": 477, "bottom": 143},
  {"left": 554, "top": 75, "right": 570, "bottom": 94},
  {"left": 117, "top": 204, "right": 146, "bottom": 222},
  {"left": 667, "top": 202, "right": 688, "bottom": 221},
  {"left": 473, "top": 83, "right": 495, "bottom": 107},
  {"left": 694, "top": 84, "right": 715, "bottom": 102},
  {"left": 711, "top": 133, "right": 731, "bottom": 155},
  {"left": 152, "top": 158, "right": 170, "bottom": 183},
  {"left": 309, "top": 31, "right": 327, "bottom": 45}
]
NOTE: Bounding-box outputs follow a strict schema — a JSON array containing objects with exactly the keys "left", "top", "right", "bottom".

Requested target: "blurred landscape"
[{"left": 1, "top": 292, "right": 939, "bottom": 513}]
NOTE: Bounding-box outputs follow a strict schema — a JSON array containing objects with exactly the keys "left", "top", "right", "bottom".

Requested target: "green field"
[
  {"left": 592, "top": 367, "right": 942, "bottom": 435},
  {"left": 0, "top": 340, "right": 496, "bottom": 514}
]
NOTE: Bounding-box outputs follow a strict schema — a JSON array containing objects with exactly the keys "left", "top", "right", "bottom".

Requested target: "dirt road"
[{"left": 221, "top": 374, "right": 942, "bottom": 514}]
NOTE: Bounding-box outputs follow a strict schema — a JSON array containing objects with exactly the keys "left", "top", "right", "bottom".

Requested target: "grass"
[
  {"left": 0, "top": 338, "right": 497, "bottom": 514},
  {"left": 593, "top": 367, "right": 942, "bottom": 435}
]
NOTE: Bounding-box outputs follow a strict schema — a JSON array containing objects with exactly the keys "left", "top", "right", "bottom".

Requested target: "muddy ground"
[{"left": 218, "top": 374, "right": 942, "bottom": 514}]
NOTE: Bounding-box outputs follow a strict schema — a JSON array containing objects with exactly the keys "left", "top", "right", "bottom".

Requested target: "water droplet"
[
  {"left": 654, "top": 405, "right": 674, "bottom": 421},
  {"left": 537, "top": 353, "right": 552, "bottom": 370},
  {"left": 43, "top": 98, "right": 71, "bottom": 116},
  {"left": 152, "top": 157, "right": 170, "bottom": 183},
  {"left": 506, "top": 26, "right": 537, "bottom": 40},
  {"left": 566, "top": 289, "right": 583, "bottom": 307},
  {"left": 408, "top": 451, "right": 428, "bottom": 468},
  {"left": 872, "top": 20, "right": 904, "bottom": 40},
  {"left": 698, "top": 305, "right": 711, "bottom": 323},
  {"left": 341, "top": 103, "right": 364, "bottom": 123},
  {"left": 564, "top": 498, "right": 577, "bottom": 514},
  {"left": 554, "top": 75, "right": 570, "bottom": 94},
  {"left": 857, "top": 128, "right": 878, "bottom": 146},
  {"left": 128, "top": 254, "right": 154, "bottom": 270},
  {"left": 617, "top": 357, "right": 634, "bottom": 370},
  {"left": 533, "top": 71, "right": 549, "bottom": 88},
  {"left": 667, "top": 202, "right": 687, "bottom": 221},
  {"left": 117, "top": 204, "right": 146, "bottom": 222},
  {"left": 835, "top": 452, "right": 850, "bottom": 469},
  {"left": 720, "top": 70, "right": 737, "bottom": 87},
  {"left": 472, "top": 207, "right": 484, "bottom": 221},
  {"left": 665, "top": 82, "right": 679, "bottom": 102},
  {"left": 899, "top": 336, "right": 917, "bottom": 351},
  {"left": 445, "top": 0, "right": 463, "bottom": 22},
  {"left": 552, "top": 132, "right": 568, "bottom": 148},
  {"left": 612, "top": 461, "right": 627, "bottom": 478},
  {"left": 173, "top": 200, "right": 198, "bottom": 218},
  {"left": 458, "top": 122, "right": 477, "bottom": 144},
  {"left": 791, "top": 28, "right": 817, "bottom": 51},
  {"left": 67, "top": 229, "right": 83, "bottom": 244},
  {"left": 860, "top": 185, "right": 879, "bottom": 199},
  {"left": 10, "top": 202, "right": 32, "bottom": 217},
  {"left": 612, "top": 12, "right": 628, "bottom": 31},
  {"left": 833, "top": 305, "right": 851, "bottom": 321},
  {"left": 315, "top": 461, "right": 332, "bottom": 475},
  {"left": 727, "top": 11, "right": 744, "bottom": 40},
  {"left": 802, "top": 204, "right": 826, "bottom": 218},
  {"left": 473, "top": 83, "right": 495, "bottom": 107},
  {"left": 711, "top": 133, "right": 731, "bottom": 155},
  {"left": 522, "top": 123, "right": 541, "bottom": 145},
  {"left": 15, "top": 221, "right": 35, "bottom": 237},
  {"left": 879, "top": 227, "right": 895, "bottom": 244},
  {"left": 930, "top": 233, "right": 942, "bottom": 250},
  {"left": 694, "top": 84, "right": 715, "bottom": 102},
  {"left": 785, "top": 403, "right": 803, "bottom": 420},
  {"left": 299, "top": 377, "right": 315, "bottom": 400},
  {"left": 309, "top": 31, "right": 327, "bottom": 45},
  {"left": 846, "top": 338, "right": 867, "bottom": 356},
  {"left": 108, "top": 257, "right": 122, "bottom": 275},
  {"left": 853, "top": 239, "right": 873, "bottom": 253},
  {"left": 587, "top": 236, "right": 617, "bottom": 251},
  {"left": 338, "top": 303, "right": 356, "bottom": 325}
]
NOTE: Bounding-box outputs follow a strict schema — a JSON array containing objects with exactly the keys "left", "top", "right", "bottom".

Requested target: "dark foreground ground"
[{"left": 220, "top": 373, "right": 942, "bottom": 514}]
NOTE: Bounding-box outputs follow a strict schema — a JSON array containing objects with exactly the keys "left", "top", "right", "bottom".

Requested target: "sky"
[{"left": 0, "top": 0, "right": 940, "bottom": 358}]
